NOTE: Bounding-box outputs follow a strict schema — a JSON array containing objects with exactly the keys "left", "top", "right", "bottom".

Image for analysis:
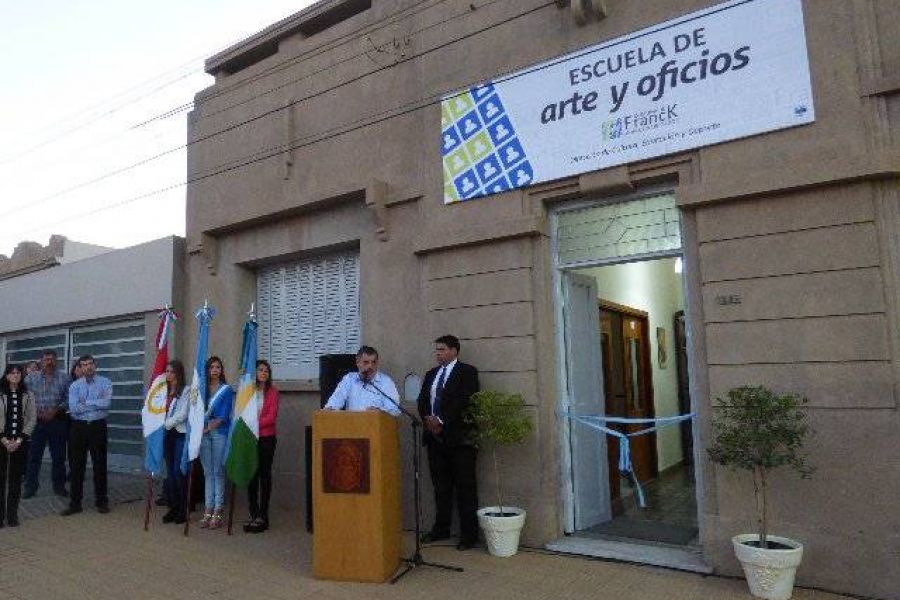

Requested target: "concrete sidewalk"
[
  {"left": 17, "top": 467, "right": 146, "bottom": 521},
  {"left": 0, "top": 499, "right": 852, "bottom": 600}
]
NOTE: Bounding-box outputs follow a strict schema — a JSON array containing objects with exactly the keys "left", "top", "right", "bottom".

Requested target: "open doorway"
[{"left": 562, "top": 256, "right": 698, "bottom": 547}]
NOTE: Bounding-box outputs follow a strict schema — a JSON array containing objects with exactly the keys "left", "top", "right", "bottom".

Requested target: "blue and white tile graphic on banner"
[{"left": 441, "top": 82, "right": 533, "bottom": 203}]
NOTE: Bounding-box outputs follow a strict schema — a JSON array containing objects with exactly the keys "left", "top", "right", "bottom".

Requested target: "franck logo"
[{"left": 602, "top": 104, "right": 679, "bottom": 141}]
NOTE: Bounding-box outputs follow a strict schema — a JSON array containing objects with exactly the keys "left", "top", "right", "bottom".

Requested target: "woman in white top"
[
  {"left": 1, "top": 364, "right": 37, "bottom": 527},
  {"left": 162, "top": 360, "right": 189, "bottom": 524}
]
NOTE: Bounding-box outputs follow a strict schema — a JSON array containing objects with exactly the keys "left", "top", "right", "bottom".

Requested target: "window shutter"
[
  {"left": 257, "top": 250, "right": 361, "bottom": 380},
  {"left": 71, "top": 321, "right": 146, "bottom": 459},
  {"left": 257, "top": 268, "right": 273, "bottom": 361}
]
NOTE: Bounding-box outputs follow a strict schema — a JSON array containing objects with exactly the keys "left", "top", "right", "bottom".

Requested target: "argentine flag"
[
  {"left": 182, "top": 304, "right": 214, "bottom": 474},
  {"left": 225, "top": 316, "right": 259, "bottom": 487},
  {"left": 142, "top": 308, "right": 175, "bottom": 475}
]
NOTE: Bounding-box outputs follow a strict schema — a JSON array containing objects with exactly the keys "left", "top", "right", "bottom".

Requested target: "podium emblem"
[{"left": 323, "top": 438, "right": 370, "bottom": 494}]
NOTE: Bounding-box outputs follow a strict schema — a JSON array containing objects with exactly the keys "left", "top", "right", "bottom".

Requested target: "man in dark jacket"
[{"left": 417, "top": 335, "right": 480, "bottom": 550}]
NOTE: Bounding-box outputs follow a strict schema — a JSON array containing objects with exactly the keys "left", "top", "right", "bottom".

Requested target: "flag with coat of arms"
[
  {"left": 182, "top": 303, "right": 214, "bottom": 474},
  {"left": 142, "top": 307, "right": 176, "bottom": 475}
]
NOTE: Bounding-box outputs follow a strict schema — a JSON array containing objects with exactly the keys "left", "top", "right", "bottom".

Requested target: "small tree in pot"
[
  {"left": 466, "top": 389, "right": 533, "bottom": 556},
  {"left": 707, "top": 386, "right": 814, "bottom": 600}
]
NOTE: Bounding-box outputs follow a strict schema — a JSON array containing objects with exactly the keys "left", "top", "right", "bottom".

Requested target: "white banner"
[{"left": 441, "top": 0, "right": 814, "bottom": 203}]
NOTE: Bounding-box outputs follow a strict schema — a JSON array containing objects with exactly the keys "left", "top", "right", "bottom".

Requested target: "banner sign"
[{"left": 441, "top": 0, "right": 815, "bottom": 203}]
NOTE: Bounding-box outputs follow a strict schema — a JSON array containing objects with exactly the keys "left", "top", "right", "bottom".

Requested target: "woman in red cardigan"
[{"left": 244, "top": 360, "right": 279, "bottom": 533}]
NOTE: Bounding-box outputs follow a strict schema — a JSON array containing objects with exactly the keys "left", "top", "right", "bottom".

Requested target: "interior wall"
[{"left": 581, "top": 257, "right": 686, "bottom": 471}]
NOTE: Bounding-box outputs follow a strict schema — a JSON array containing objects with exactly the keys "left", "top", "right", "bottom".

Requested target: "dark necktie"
[{"left": 433, "top": 367, "right": 447, "bottom": 418}]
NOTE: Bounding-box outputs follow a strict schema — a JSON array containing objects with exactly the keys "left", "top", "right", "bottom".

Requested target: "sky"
[{"left": 0, "top": 0, "right": 317, "bottom": 257}]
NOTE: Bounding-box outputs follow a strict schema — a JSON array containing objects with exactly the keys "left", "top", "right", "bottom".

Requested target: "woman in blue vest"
[{"left": 198, "top": 356, "right": 233, "bottom": 530}]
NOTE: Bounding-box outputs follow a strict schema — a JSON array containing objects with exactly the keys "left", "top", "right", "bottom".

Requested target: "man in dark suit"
[{"left": 417, "top": 335, "right": 480, "bottom": 550}]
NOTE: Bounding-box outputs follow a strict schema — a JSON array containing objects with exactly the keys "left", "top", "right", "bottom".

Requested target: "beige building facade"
[{"left": 185, "top": 1, "right": 899, "bottom": 597}]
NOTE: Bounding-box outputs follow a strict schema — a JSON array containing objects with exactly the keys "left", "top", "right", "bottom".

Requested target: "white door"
[{"left": 562, "top": 271, "right": 611, "bottom": 530}]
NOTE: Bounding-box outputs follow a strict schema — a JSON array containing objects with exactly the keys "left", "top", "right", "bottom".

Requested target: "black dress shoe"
[
  {"left": 162, "top": 510, "right": 176, "bottom": 523},
  {"left": 96, "top": 504, "right": 110, "bottom": 514},
  {"left": 172, "top": 514, "right": 186, "bottom": 525},
  {"left": 243, "top": 519, "right": 269, "bottom": 533},
  {"left": 60, "top": 506, "right": 83, "bottom": 516},
  {"left": 7, "top": 517, "right": 19, "bottom": 527},
  {"left": 421, "top": 531, "right": 451, "bottom": 543}
]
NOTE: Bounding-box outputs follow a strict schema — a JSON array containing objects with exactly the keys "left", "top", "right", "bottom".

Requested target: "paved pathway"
[
  {"left": 0, "top": 480, "right": 853, "bottom": 600},
  {"left": 18, "top": 468, "right": 146, "bottom": 521}
]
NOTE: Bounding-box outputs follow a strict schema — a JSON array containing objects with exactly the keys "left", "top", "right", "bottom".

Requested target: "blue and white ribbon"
[{"left": 562, "top": 411, "right": 695, "bottom": 508}]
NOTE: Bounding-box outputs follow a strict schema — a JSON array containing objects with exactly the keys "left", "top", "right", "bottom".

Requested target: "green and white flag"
[{"left": 225, "top": 317, "right": 259, "bottom": 487}]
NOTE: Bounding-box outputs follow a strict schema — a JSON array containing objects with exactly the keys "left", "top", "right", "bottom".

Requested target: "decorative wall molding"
[
  {"left": 569, "top": 0, "right": 607, "bottom": 26},
  {"left": 365, "top": 179, "right": 390, "bottom": 241},
  {"left": 414, "top": 215, "right": 545, "bottom": 255},
  {"left": 188, "top": 233, "right": 220, "bottom": 276},
  {"left": 364, "top": 179, "right": 422, "bottom": 242}
]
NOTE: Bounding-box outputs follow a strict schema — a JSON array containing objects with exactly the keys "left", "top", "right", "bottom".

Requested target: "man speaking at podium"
[
  {"left": 417, "top": 335, "right": 480, "bottom": 550},
  {"left": 323, "top": 346, "right": 401, "bottom": 416}
]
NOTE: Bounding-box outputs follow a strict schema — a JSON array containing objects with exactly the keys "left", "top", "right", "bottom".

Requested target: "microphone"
[{"left": 364, "top": 376, "right": 419, "bottom": 423}]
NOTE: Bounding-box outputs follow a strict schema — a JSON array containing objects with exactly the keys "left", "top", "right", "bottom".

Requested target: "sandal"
[
  {"left": 198, "top": 512, "right": 213, "bottom": 528},
  {"left": 209, "top": 511, "right": 224, "bottom": 530}
]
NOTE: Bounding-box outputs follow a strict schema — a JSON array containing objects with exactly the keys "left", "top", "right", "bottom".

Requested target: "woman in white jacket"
[
  {"left": 1, "top": 364, "right": 37, "bottom": 527},
  {"left": 161, "top": 360, "right": 189, "bottom": 524}
]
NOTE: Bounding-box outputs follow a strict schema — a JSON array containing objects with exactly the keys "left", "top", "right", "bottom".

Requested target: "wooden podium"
[{"left": 312, "top": 410, "right": 401, "bottom": 582}]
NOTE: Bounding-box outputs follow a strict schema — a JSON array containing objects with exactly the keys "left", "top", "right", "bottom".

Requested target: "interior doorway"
[
  {"left": 563, "top": 256, "right": 697, "bottom": 547},
  {"left": 600, "top": 303, "right": 657, "bottom": 506}
]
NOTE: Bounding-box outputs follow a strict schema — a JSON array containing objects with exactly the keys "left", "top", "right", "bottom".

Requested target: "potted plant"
[
  {"left": 466, "top": 389, "right": 533, "bottom": 557},
  {"left": 707, "top": 386, "right": 814, "bottom": 600}
]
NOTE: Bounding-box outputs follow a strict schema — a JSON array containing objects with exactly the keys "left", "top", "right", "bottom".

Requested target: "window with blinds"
[
  {"left": 257, "top": 250, "right": 361, "bottom": 380},
  {"left": 4, "top": 330, "right": 69, "bottom": 372}
]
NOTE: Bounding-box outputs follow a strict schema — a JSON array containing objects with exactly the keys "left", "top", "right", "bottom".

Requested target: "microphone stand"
[{"left": 363, "top": 378, "right": 464, "bottom": 584}]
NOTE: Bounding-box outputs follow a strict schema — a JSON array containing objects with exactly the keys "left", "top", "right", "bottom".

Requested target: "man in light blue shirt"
[
  {"left": 61, "top": 355, "right": 113, "bottom": 516},
  {"left": 324, "top": 346, "right": 401, "bottom": 416}
]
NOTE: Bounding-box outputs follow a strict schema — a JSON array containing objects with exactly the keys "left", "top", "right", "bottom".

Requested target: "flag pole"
[
  {"left": 183, "top": 465, "right": 193, "bottom": 537},
  {"left": 227, "top": 483, "right": 236, "bottom": 535},
  {"left": 143, "top": 474, "right": 153, "bottom": 531}
]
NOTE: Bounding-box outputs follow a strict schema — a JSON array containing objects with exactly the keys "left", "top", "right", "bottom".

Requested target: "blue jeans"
[
  {"left": 199, "top": 433, "right": 226, "bottom": 510},
  {"left": 25, "top": 417, "right": 68, "bottom": 493}
]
